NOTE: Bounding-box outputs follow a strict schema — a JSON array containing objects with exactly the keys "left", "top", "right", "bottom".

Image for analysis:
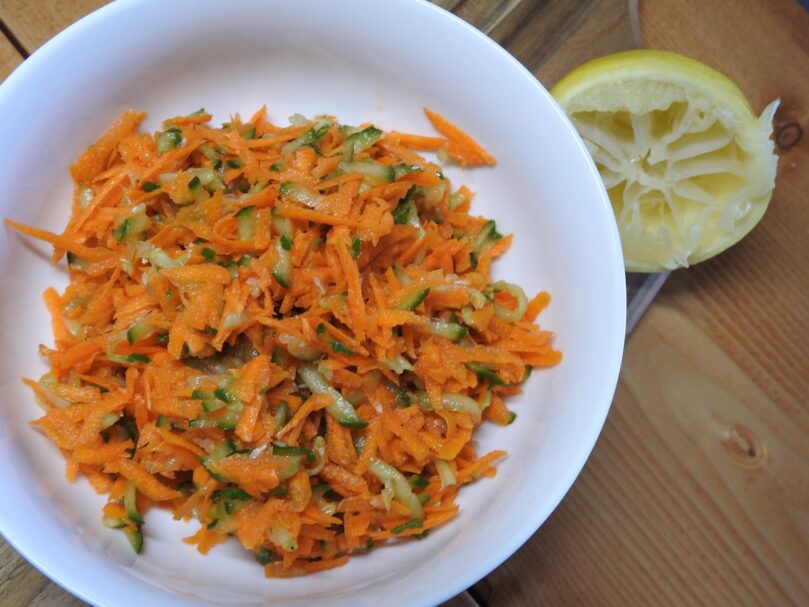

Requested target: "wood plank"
[
  {"left": 0, "top": 549, "right": 87, "bottom": 607},
  {"left": 534, "top": 0, "right": 637, "bottom": 86},
  {"left": 476, "top": 301, "right": 809, "bottom": 606},
  {"left": 472, "top": 0, "right": 809, "bottom": 605},
  {"left": 440, "top": 591, "right": 483, "bottom": 607},
  {"left": 28, "top": 582, "right": 88, "bottom": 607},
  {"left": 0, "top": 0, "right": 108, "bottom": 53},
  {"left": 448, "top": 0, "right": 525, "bottom": 34},
  {"left": 0, "top": 30, "right": 22, "bottom": 80},
  {"left": 640, "top": 0, "right": 809, "bottom": 113},
  {"left": 0, "top": 539, "right": 53, "bottom": 607},
  {"left": 0, "top": 536, "right": 86, "bottom": 607},
  {"left": 490, "top": 0, "right": 606, "bottom": 71},
  {"left": 639, "top": 0, "right": 809, "bottom": 385},
  {"left": 640, "top": 0, "right": 809, "bottom": 430}
]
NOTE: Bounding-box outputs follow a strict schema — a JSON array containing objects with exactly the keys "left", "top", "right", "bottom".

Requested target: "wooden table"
[{"left": 0, "top": 1, "right": 806, "bottom": 605}]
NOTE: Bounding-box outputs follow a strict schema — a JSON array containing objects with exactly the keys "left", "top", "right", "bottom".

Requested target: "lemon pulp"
[{"left": 552, "top": 50, "right": 778, "bottom": 272}]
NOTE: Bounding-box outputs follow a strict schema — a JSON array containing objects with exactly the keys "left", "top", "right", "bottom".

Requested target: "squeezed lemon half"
[{"left": 552, "top": 50, "right": 778, "bottom": 272}]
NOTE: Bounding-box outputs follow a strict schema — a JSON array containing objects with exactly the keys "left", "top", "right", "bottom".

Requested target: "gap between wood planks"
[
  {"left": 0, "top": 19, "right": 30, "bottom": 60},
  {"left": 0, "top": 17, "right": 28, "bottom": 59}
]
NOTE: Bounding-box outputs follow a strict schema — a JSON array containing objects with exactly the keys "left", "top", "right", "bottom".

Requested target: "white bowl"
[{"left": 0, "top": 0, "right": 625, "bottom": 605}]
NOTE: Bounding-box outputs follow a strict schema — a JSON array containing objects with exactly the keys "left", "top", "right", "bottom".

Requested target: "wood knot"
[
  {"left": 775, "top": 122, "right": 803, "bottom": 149},
  {"left": 720, "top": 423, "right": 766, "bottom": 469}
]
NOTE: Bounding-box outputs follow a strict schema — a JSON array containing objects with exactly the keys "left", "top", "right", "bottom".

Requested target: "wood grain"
[
  {"left": 475, "top": 300, "right": 808, "bottom": 606},
  {"left": 470, "top": 0, "right": 809, "bottom": 605},
  {"left": 0, "top": 0, "right": 105, "bottom": 53},
  {"left": 0, "top": 30, "right": 22, "bottom": 79},
  {"left": 0, "top": 1, "right": 807, "bottom": 606}
]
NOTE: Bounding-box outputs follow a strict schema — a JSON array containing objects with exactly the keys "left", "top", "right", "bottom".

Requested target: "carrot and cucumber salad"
[{"left": 5, "top": 106, "right": 560, "bottom": 576}]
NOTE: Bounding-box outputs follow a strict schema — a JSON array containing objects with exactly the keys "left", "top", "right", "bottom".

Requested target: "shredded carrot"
[
  {"left": 388, "top": 132, "right": 446, "bottom": 151},
  {"left": 183, "top": 525, "right": 229, "bottom": 554},
  {"left": 70, "top": 110, "right": 145, "bottom": 183},
  {"left": 43, "top": 287, "right": 71, "bottom": 343},
  {"left": 423, "top": 108, "right": 496, "bottom": 167},
  {"left": 6, "top": 106, "right": 559, "bottom": 576},
  {"left": 113, "top": 458, "right": 182, "bottom": 501},
  {"left": 72, "top": 440, "right": 134, "bottom": 465}
]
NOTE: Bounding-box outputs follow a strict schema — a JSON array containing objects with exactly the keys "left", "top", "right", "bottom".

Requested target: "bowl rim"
[{"left": 0, "top": 0, "right": 626, "bottom": 605}]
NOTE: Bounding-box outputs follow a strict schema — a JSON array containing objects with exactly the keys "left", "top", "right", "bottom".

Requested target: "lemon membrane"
[{"left": 552, "top": 50, "right": 778, "bottom": 272}]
